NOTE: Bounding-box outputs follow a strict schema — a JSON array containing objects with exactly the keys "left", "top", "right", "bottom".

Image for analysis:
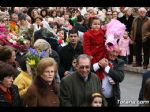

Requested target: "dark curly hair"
[
  {"left": 40, "top": 8, "right": 48, "bottom": 18},
  {"left": 0, "top": 61, "right": 16, "bottom": 81},
  {"left": 0, "top": 45, "right": 16, "bottom": 62}
]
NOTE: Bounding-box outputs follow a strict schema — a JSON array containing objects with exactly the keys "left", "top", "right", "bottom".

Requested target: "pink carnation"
[{"left": 0, "top": 34, "right": 5, "bottom": 39}]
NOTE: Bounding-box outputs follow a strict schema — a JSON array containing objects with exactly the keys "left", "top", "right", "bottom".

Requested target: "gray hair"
[
  {"left": 138, "top": 7, "right": 147, "bottom": 12},
  {"left": 33, "top": 39, "right": 51, "bottom": 50},
  {"left": 76, "top": 54, "right": 91, "bottom": 64}
]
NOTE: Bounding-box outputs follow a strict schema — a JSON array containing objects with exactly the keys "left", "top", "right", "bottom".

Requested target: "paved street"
[{"left": 120, "top": 71, "right": 143, "bottom": 107}]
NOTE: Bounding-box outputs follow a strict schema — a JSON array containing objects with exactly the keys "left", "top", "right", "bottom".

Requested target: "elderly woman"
[
  {"left": 22, "top": 58, "right": 60, "bottom": 106},
  {"left": 33, "top": 39, "right": 60, "bottom": 83},
  {"left": 0, "top": 61, "right": 21, "bottom": 106}
]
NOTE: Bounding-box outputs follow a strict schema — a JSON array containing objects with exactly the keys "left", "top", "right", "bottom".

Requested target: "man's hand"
[
  {"left": 64, "top": 71, "right": 70, "bottom": 76},
  {"left": 98, "top": 58, "right": 109, "bottom": 69}
]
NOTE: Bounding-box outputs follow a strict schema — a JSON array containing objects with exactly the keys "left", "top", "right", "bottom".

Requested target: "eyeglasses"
[{"left": 79, "top": 65, "right": 90, "bottom": 69}]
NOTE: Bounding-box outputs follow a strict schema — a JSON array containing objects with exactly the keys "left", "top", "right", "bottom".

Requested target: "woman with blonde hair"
[{"left": 22, "top": 57, "right": 59, "bottom": 106}]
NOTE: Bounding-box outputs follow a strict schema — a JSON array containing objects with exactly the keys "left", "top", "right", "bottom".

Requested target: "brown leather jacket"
[{"left": 131, "top": 16, "right": 150, "bottom": 43}]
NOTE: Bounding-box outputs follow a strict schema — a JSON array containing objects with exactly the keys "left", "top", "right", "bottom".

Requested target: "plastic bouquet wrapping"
[
  {"left": 26, "top": 48, "right": 47, "bottom": 78},
  {"left": 0, "top": 23, "right": 34, "bottom": 49},
  {"left": 105, "top": 19, "right": 126, "bottom": 52},
  {"left": 8, "top": 21, "right": 19, "bottom": 34},
  {"left": 0, "top": 23, "right": 7, "bottom": 33}
]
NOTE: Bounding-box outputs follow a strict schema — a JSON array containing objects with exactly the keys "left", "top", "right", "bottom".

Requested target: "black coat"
[
  {"left": 34, "top": 28, "right": 59, "bottom": 52},
  {"left": 118, "top": 15, "right": 134, "bottom": 34},
  {"left": 139, "top": 71, "right": 150, "bottom": 100},
  {"left": 50, "top": 49, "right": 60, "bottom": 65},
  {"left": 0, "top": 84, "right": 21, "bottom": 107},
  {"left": 74, "top": 23, "right": 88, "bottom": 32},
  {"left": 58, "top": 42, "right": 83, "bottom": 79},
  {"left": 109, "top": 59, "right": 125, "bottom": 100}
]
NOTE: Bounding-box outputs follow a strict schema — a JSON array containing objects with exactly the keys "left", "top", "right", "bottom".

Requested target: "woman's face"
[
  {"left": 26, "top": 17, "right": 31, "bottom": 24},
  {"left": 60, "top": 7, "right": 64, "bottom": 12},
  {"left": 41, "top": 66, "right": 55, "bottom": 83},
  {"left": 112, "top": 12, "right": 118, "bottom": 19},
  {"left": 57, "top": 30, "right": 64, "bottom": 39},
  {"left": 42, "top": 11, "right": 46, "bottom": 16},
  {"left": 7, "top": 51, "right": 16, "bottom": 64},
  {"left": 52, "top": 11, "right": 57, "bottom": 17},
  {"left": 33, "top": 10, "right": 39, "bottom": 18},
  {"left": 20, "top": 19, "right": 26, "bottom": 25},
  {"left": 35, "top": 18, "right": 42, "bottom": 25},
  {"left": 53, "top": 25, "right": 57, "bottom": 33},
  {"left": 91, "top": 19, "right": 100, "bottom": 31},
  {"left": 1, "top": 76, "right": 13, "bottom": 88},
  {"left": 126, "top": 8, "right": 132, "bottom": 16}
]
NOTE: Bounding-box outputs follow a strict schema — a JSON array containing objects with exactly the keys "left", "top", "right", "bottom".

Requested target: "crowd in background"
[{"left": 0, "top": 7, "right": 150, "bottom": 107}]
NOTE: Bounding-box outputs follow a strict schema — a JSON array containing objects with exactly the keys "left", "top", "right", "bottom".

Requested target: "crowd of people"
[{"left": 0, "top": 7, "right": 150, "bottom": 107}]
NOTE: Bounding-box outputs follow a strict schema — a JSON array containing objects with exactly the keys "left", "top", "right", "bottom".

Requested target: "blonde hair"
[
  {"left": 123, "top": 7, "right": 133, "bottom": 13},
  {"left": 92, "top": 92, "right": 102, "bottom": 97},
  {"left": 37, "top": 57, "right": 57, "bottom": 76},
  {"left": 88, "top": 92, "right": 102, "bottom": 106}
]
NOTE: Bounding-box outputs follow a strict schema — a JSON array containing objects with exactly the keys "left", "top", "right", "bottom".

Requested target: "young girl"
[
  {"left": 118, "top": 31, "right": 133, "bottom": 64},
  {"left": 56, "top": 28, "right": 67, "bottom": 47},
  {"left": 83, "top": 17, "right": 107, "bottom": 80},
  {"left": 88, "top": 92, "right": 103, "bottom": 107}
]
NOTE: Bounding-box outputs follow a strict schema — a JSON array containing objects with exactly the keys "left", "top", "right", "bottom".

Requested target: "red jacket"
[
  {"left": 83, "top": 29, "right": 107, "bottom": 80},
  {"left": 83, "top": 29, "right": 107, "bottom": 64}
]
